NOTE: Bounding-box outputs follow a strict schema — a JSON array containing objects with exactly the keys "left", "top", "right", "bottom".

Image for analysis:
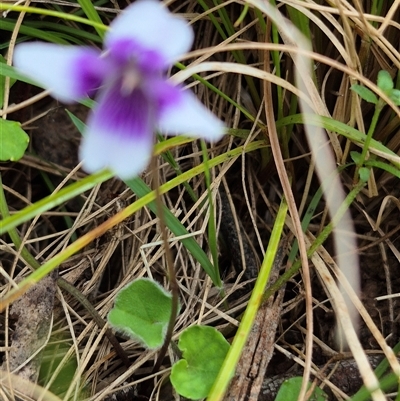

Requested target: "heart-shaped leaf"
[
  {"left": 170, "top": 325, "right": 230, "bottom": 400},
  {"left": 0, "top": 119, "right": 29, "bottom": 161},
  {"left": 108, "top": 278, "right": 175, "bottom": 349},
  {"left": 275, "top": 377, "right": 328, "bottom": 401}
]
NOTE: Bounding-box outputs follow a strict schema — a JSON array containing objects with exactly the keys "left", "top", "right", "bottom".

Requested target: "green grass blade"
[
  {"left": 0, "top": 62, "right": 37, "bottom": 84},
  {"left": 201, "top": 140, "right": 221, "bottom": 287},
  {"left": 207, "top": 197, "right": 288, "bottom": 400},
  {"left": 0, "top": 169, "right": 113, "bottom": 235},
  {"left": 76, "top": 0, "right": 105, "bottom": 39},
  {"left": 196, "top": 0, "right": 261, "bottom": 108},
  {"left": 0, "top": 4, "right": 107, "bottom": 31},
  {"left": 364, "top": 159, "right": 400, "bottom": 178},
  {"left": 175, "top": 62, "right": 257, "bottom": 124},
  {"left": 21, "top": 20, "right": 103, "bottom": 43},
  {"left": 1, "top": 20, "right": 70, "bottom": 44},
  {"left": 276, "top": 114, "right": 400, "bottom": 167}
]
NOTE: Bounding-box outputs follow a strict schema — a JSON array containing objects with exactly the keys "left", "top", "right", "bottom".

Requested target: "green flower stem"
[
  {"left": 354, "top": 98, "right": 385, "bottom": 180},
  {"left": 0, "top": 140, "right": 265, "bottom": 310},
  {"left": 0, "top": 175, "right": 130, "bottom": 367},
  {"left": 207, "top": 197, "right": 288, "bottom": 401}
]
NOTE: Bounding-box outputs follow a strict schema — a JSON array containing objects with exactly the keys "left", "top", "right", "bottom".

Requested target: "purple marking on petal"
[
  {"left": 136, "top": 48, "right": 165, "bottom": 73},
  {"left": 13, "top": 43, "right": 104, "bottom": 102},
  {"left": 144, "top": 78, "right": 182, "bottom": 112},
  {"left": 80, "top": 81, "right": 156, "bottom": 178},
  {"left": 108, "top": 38, "right": 166, "bottom": 73},
  {"left": 107, "top": 38, "right": 134, "bottom": 65},
  {"left": 88, "top": 79, "right": 155, "bottom": 142},
  {"left": 72, "top": 49, "right": 109, "bottom": 96}
]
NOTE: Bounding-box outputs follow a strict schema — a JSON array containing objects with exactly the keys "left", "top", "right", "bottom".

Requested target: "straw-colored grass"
[{"left": 1, "top": 0, "right": 400, "bottom": 400}]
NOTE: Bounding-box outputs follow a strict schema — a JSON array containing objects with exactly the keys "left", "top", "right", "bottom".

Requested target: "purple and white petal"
[
  {"left": 144, "top": 77, "right": 182, "bottom": 111},
  {"left": 105, "top": 0, "right": 193, "bottom": 67},
  {"left": 106, "top": 38, "right": 166, "bottom": 73},
  {"left": 158, "top": 90, "right": 225, "bottom": 141},
  {"left": 13, "top": 43, "right": 105, "bottom": 103},
  {"left": 79, "top": 83, "right": 155, "bottom": 179}
]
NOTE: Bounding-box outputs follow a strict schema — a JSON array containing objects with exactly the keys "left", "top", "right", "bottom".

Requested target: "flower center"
[{"left": 120, "top": 67, "right": 141, "bottom": 97}]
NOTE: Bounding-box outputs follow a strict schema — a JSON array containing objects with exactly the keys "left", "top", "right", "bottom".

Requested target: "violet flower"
[{"left": 14, "top": 0, "right": 224, "bottom": 179}]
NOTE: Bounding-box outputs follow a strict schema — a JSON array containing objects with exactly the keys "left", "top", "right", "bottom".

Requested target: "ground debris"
[
  {"left": 224, "top": 244, "right": 287, "bottom": 401},
  {"left": 2, "top": 271, "right": 58, "bottom": 385}
]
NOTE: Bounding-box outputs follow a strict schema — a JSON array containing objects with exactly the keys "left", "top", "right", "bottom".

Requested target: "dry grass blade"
[
  {"left": 306, "top": 234, "right": 386, "bottom": 401},
  {"left": 1, "top": 0, "right": 400, "bottom": 399}
]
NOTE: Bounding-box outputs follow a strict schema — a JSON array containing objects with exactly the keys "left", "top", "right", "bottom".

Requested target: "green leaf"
[
  {"left": 351, "top": 84, "right": 378, "bottom": 104},
  {"left": 364, "top": 158, "right": 400, "bottom": 179},
  {"left": 389, "top": 89, "right": 400, "bottom": 106},
  {"left": 170, "top": 326, "right": 230, "bottom": 399},
  {"left": 275, "top": 377, "right": 328, "bottom": 401},
  {"left": 377, "top": 70, "right": 393, "bottom": 93},
  {"left": 65, "top": 109, "right": 88, "bottom": 134},
  {"left": 359, "top": 167, "right": 370, "bottom": 182},
  {"left": 350, "top": 151, "right": 361, "bottom": 164},
  {"left": 0, "top": 119, "right": 29, "bottom": 161},
  {"left": 0, "top": 55, "right": 16, "bottom": 108},
  {"left": 107, "top": 278, "right": 176, "bottom": 349}
]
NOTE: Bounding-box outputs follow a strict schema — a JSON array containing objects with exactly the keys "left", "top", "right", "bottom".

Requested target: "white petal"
[
  {"left": 158, "top": 90, "right": 225, "bottom": 141},
  {"left": 105, "top": 0, "right": 193, "bottom": 65},
  {"left": 79, "top": 84, "right": 155, "bottom": 179},
  {"left": 13, "top": 43, "right": 104, "bottom": 103},
  {"left": 80, "top": 127, "right": 153, "bottom": 179}
]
